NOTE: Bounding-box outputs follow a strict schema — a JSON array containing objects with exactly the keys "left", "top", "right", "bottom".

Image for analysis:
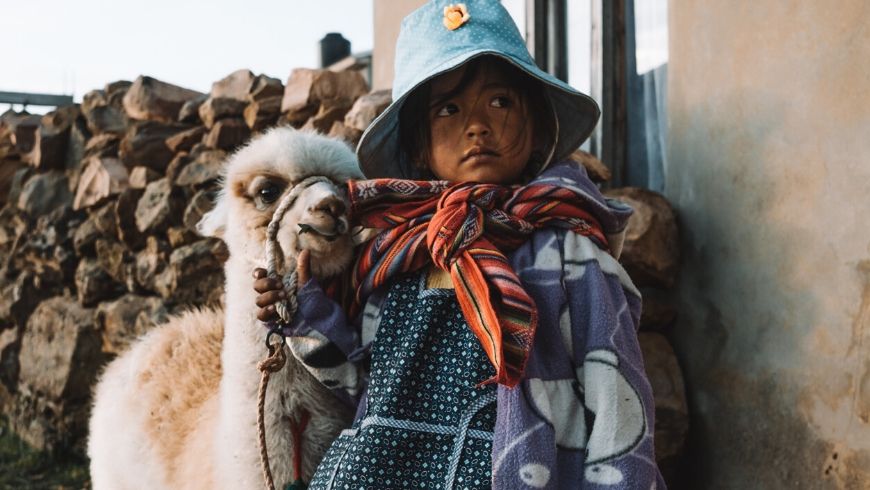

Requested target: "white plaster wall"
[
  {"left": 372, "top": 0, "right": 427, "bottom": 90},
  {"left": 666, "top": 1, "right": 870, "bottom": 487}
]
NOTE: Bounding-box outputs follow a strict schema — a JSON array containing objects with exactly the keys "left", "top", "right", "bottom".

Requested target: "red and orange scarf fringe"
[{"left": 347, "top": 179, "right": 609, "bottom": 388}]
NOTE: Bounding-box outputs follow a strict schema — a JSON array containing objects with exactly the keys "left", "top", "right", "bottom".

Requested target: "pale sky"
[
  {"left": 1, "top": 0, "right": 375, "bottom": 105},
  {"left": 0, "top": 0, "right": 641, "bottom": 113}
]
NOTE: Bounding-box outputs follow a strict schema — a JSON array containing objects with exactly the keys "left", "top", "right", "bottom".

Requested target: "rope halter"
[{"left": 264, "top": 175, "right": 335, "bottom": 324}]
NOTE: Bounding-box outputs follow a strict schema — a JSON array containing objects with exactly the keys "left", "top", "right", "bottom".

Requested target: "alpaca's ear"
[{"left": 197, "top": 193, "right": 228, "bottom": 238}]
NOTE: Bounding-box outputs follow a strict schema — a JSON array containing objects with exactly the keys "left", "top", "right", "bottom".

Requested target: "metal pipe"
[{"left": 0, "top": 91, "right": 73, "bottom": 107}]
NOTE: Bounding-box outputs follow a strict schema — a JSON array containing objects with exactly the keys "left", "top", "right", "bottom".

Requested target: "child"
[{"left": 255, "top": 1, "right": 665, "bottom": 488}]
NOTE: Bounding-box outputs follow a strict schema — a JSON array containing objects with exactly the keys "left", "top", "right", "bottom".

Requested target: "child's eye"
[
  {"left": 490, "top": 96, "right": 512, "bottom": 108},
  {"left": 435, "top": 103, "right": 459, "bottom": 117}
]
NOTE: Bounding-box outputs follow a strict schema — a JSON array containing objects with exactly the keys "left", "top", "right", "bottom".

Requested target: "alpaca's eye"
[{"left": 256, "top": 182, "right": 283, "bottom": 206}]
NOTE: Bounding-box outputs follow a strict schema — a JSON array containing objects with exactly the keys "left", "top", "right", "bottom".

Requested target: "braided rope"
[
  {"left": 257, "top": 339, "right": 287, "bottom": 490},
  {"left": 265, "top": 175, "right": 332, "bottom": 323},
  {"left": 257, "top": 175, "right": 332, "bottom": 490}
]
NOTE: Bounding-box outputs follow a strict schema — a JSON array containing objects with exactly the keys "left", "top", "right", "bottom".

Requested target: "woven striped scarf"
[{"left": 348, "top": 178, "right": 609, "bottom": 387}]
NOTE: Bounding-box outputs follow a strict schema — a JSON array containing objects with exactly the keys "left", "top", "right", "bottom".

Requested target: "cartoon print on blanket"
[
  {"left": 527, "top": 350, "right": 646, "bottom": 485},
  {"left": 493, "top": 230, "right": 658, "bottom": 488}
]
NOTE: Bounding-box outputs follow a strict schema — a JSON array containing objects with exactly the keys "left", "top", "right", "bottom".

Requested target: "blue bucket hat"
[{"left": 356, "top": 0, "right": 600, "bottom": 179}]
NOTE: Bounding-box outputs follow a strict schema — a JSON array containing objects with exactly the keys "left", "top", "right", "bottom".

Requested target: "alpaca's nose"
[{"left": 313, "top": 196, "right": 346, "bottom": 218}]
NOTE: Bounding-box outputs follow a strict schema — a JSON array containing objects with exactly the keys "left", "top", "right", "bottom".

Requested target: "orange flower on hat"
[{"left": 443, "top": 3, "right": 470, "bottom": 30}]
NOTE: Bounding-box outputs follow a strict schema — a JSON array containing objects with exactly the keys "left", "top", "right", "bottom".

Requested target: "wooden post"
[
  {"left": 590, "top": 0, "right": 627, "bottom": 187},
  {"left": 525, "top": 0, "right": 568, "bottom": 82}
]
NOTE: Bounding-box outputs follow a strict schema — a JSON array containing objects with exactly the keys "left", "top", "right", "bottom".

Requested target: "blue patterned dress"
[
  {"left": 308, "top": 272, "right": 497, "bottom": 490},
  {"left": 290, "top": 162, "right": 665, "bottom": 488}
]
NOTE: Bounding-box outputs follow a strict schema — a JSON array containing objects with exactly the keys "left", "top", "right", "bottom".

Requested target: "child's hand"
[
  {"left": 252, "top": 250, "right": 311, "bottom": 322},
  {"left": 253, "top": 268, "right": 284, "bottom": 322}
]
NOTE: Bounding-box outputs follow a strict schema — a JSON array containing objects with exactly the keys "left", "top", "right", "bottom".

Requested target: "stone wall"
[
  {"left": 0, "top": 66, "right": 688, "bottom": 485},
  {"left": 0, "top": 67, "right": 386, "bottom": 455}
]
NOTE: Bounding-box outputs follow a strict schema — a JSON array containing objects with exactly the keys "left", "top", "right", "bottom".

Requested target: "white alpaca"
[{"left": 88, "top": 128, "right": 363, "bottom": 490}]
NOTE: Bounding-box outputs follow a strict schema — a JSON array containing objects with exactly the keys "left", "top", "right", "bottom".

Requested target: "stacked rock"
[{"left": 0, "top": 66, "right": 384, "bottom": 455}]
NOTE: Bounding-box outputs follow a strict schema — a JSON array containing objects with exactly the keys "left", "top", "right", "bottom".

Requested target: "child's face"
[{"left": 427, "top": 63, "right": 535, "bottom": 184}]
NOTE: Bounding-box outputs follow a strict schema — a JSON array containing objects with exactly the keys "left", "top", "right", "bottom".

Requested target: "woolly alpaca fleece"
[
  {"left": 88, "top": 127, "right": 360, "bottom": 490},
  {"left": 199, "top": 127, "right": 364, "bottom": 237}
]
